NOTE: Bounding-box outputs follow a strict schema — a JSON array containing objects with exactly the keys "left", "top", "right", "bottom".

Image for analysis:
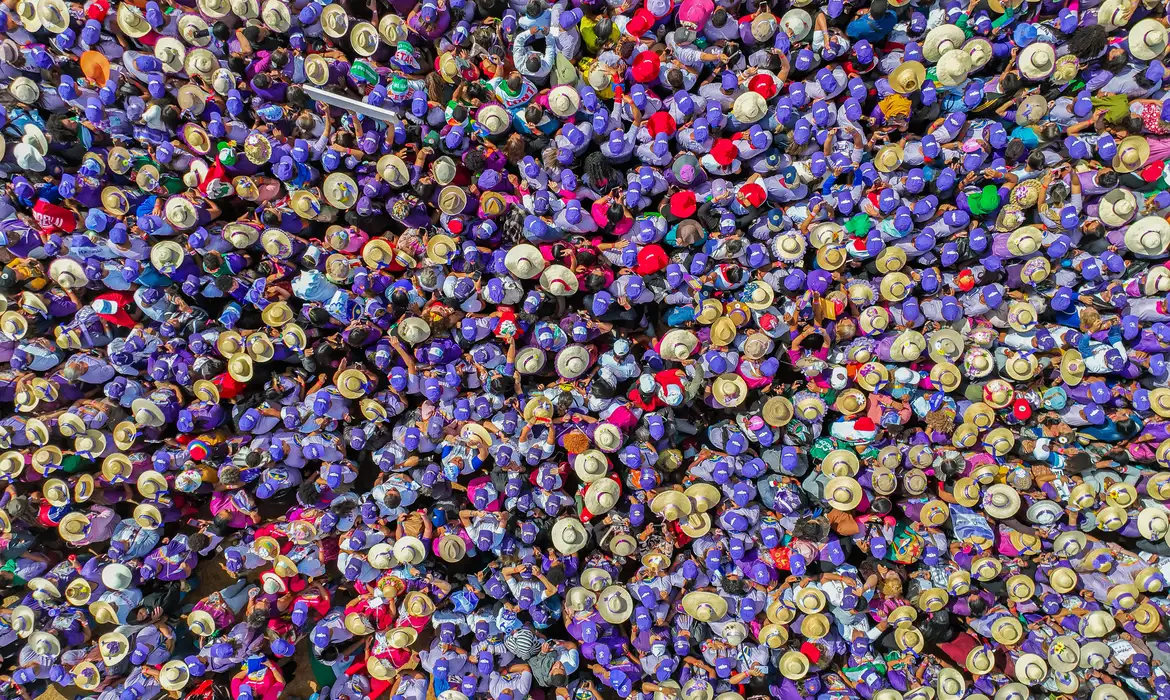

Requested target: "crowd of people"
[{"left": 2, "top": 0, "right": 1170, "bottom": 698}]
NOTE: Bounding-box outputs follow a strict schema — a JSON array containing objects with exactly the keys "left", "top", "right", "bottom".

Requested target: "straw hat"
[
  {"left": 350, "top": 21, "right": 380, "bottom": 56},
  {"left": 982, "top": 484, "right": 1020, "bottom": 519},
  {"left": 1006, "top": 575, "right": 1036, "bottom": 602},
  {"left": 574, "top": 450, "right": 609, "bottom": 483},
  {"left": 930, "top": 362, "right": 962, "bottom": 393},
  {"left": 597, "top": 585, "right": 634, "bottom": 623},
  {"left": 1097, "top": 504, "right": 1129, "bottom": 532},
  {"left": 889, "top": 605, "right": 917, "bottom": 628},
  {"left": 927, "top": 329, "right": 965, "bottom": 363},
  {"left": 584, "top": 477, "right": 620, "bottom": 515},
  {"left": 924, "top": 24, "right": 965, "bottom": 61},
  {"left": 1139, "top": 506, "right": 1170, "bottom": 539},
  {"left": 1015, "top": 654, "right": 1048, "bottom": 685},
  {"left": 551, "top": 517, "right": 589, "bottom": 554},
  {"left": 387, "top": 627, "right": 418, "bottom": 649},
  {"left": 1115, "top": 135, "right": 1151, "bottom": 174},
  {"left": 186, "top": 609, "right": 217, "bottom": 637},
  {"left": 505, "top": 244, "right": 547, "bottom": 279},
  {"left": 117, "top": 3, "right": 152, "bottom": 37},
  {"left": 152, "top": 240, "right": 188, "bottom": 275},
  {"left": 1019, "top": 42, "right": 1056, "bottom": 79},
  {"left": 966, "top": 646, "right": 995, "bottom": 675},
  {"left": 889, "top": 61, "right": 926, "bottom": 93},
  {"left": 1131, "top": 18, "right": 1168, "bottom": 60},
  {"left": 1083, "top": 610, "right": 1116, "bottom": 638},
  {"left": 990, "top": 616, "right": 1023, "bottom": 645},
  {"left": 160, "top": 660, "right": 190, "bottom": 692},
  {"left": 73, "top": 661, "right": 102, "bottom": 691},
  {"left": 824, "top": 477, "right": 862, "bottom": 511},
  {"left": 874, "top": 144, "right": 904, "bottom": 173},
  {"left": 397, "top": 317, "right": 432, "bottom": 345},
  {"left": 134, "top": 503, "right": 163, "bottom": 529},
  {"left": 1100, "top": 189, "right": 1138, "bottom": 228},
  {"left": 155, "top": 37, "right": 187, "bottom": 74},
  {"left": 893, "top": 625, "right": 924, "bottom": 652},
  {"left": 682, "top": 591, "right": 728, "bottom": 622},
  {"left": 438, "top": 534, "right": 467, "bottom": 563},
  {"left": 1126, "top": 215, "right": 1170, "bottom": 256},
  {"left": 565, "top": 587, "right": 598, "bottom": 613},
  {"left": 320, "top": 3, "right": 349, "bottom": 36},
  {"left": 41, "top": 476, "right": 71, "bottom": 507},
  {"left": 539, "top": 265, "right": 579, "bottom": 296},
  {"left": 651, "top": 489, "right": 693, "bottom": 522},
  {"left": 59, "top": 512, "right": 91, "bottom": 543},
  {"left": 712, "top": 373, "right": 748, "bottom": 407},
  {"left": 394, "top": 535, "right": 427, "bottom": 565},
  {"left": 780, "top": 651, "right": 810, "bottom": 680}
]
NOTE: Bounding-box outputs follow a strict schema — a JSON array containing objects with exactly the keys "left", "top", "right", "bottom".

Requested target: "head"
[{"left": 1068, "top": 24, "right": 1108, "bottom": 60}]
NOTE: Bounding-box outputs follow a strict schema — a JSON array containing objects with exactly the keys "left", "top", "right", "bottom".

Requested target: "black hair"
[
  {"left": 1102, "top": 51, "right": 1128, "bottom": 72},
  {"left": 187, "top": 532, "right": 210, "bottom": 553},
  {"left": 242, "top": 25, "right": 261, "bottom": 44},
  {"left": 245, "top": 450, "right": 265, "bottom": 468},
  {"left": 253, "top": 73, "right": 272, "bottom": 90},
  {"left": 489, "top": 376, "right": 513, "bottom": 395},
  {"left": 210, "top": 510, "right": 234, "bottom": 535},
  {"left": 594, "top": 17, "right": 613, "bottom": 41},
  {"left": 1123, "top": 116, "right": 1145, "bottom": 135},
  {"left": 287, "top": 85, "right": 309, "bottom": 109},
  {"left": 870, "top": 0, "right": 888, "bottom": 19},
  {"left": 270, "top": 49, "right": 289, "bottom": 69},
  {"left": 45, "top": 113, "right": 77, "bottom": 144},
  {"left": 1097, "top": 170, "right": 1119, "bottom": 188},
  {"left": 506, "top": 73, "right": 523, "bottom": 94},
  {"left": 1026, "top": 150, "right": 1046, "bottom": 170},
  {"left": 211, "top": 21, "right": 231, "bottom": 41},
  {"left": 307, "top": 307, "right": 333, "bottom": 326},
  {"left": 665, "top": 69, "right": 684, "bottom": 89},
  {"left": 526, "top": 0, "right": 544, "bottom": 17},
  {"left": 298, "top": 481, "right": 320, "bottom": 506},
  {"left": 525, "top": 103, "right": 544, "bottom": 125},
  {"left": 999, "top": 73, "right": 1022, "bottom": 96},
  {"left": 1068, "top": 24, "right": 1107, "bottom": 60},
  {"left": 382, "top": 490, "right": 401, "bottom": 509},
  {"left": 247, "top": 608, "right": 269, "bottom": 630},
  {"left": 1004, "top": 139, "right": 1026, "bottom": 163},
  {"left": 347, "top": 327, "right": 370, "bottom": 347}
]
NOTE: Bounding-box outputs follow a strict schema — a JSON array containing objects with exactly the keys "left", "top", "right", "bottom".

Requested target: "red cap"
[
  {"left": 635, "top": 245, "right": 669, "bottom": 275},
  {"left": 1012, "top": 398, "right": 1032, "bottom": 421},
  {"left": 631, "top": 51, "right": 661, "bottom": 83},
  {"left": 626, "top": 9, "right": 655, "bottom": 37},
  {"left": 739, "top": 183, "right": 766, "bottom": 208},
  {"left": 669, "top": 191, "right": 697, "bottom": 218},
  {"left": 800, "top": 642, "right": 822, "bottom": 664},
  {"left": 748, "top": 74, "right": 777, "bottom": 99},
  {"left": 646, "top": 111, "right": 677, "bottom": 138},
  {"left": 854, "top": 416, "right": 876, "bottom": 431},
  {"left": 711, "top": 138, "right": 738, "bottom": 167},
  {"left": 86, "top": 0, "right": 110, "bottom": 20},
  {"left": 955, "top": 269, "right": 976, "bottom": 292}
]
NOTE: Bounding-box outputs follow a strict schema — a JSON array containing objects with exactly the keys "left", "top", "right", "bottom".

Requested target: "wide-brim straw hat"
[
  {"left": 780, "top": 651, "right": 810, "bottom": 679},
  {"left": 551, "top": 517, "right": 589, "bottom": 554},
  {"left": 1115, "top": 135, "right": 1151, "bottom": 174},
  {"left": 597, "top": 584, "right": 634, "bottom": 623},
  {"left": 651, "top": 490, "right": 692, "bottom": 521},
  {"left": 682, "top": 591, "right": 728, "bottom": 622}
]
